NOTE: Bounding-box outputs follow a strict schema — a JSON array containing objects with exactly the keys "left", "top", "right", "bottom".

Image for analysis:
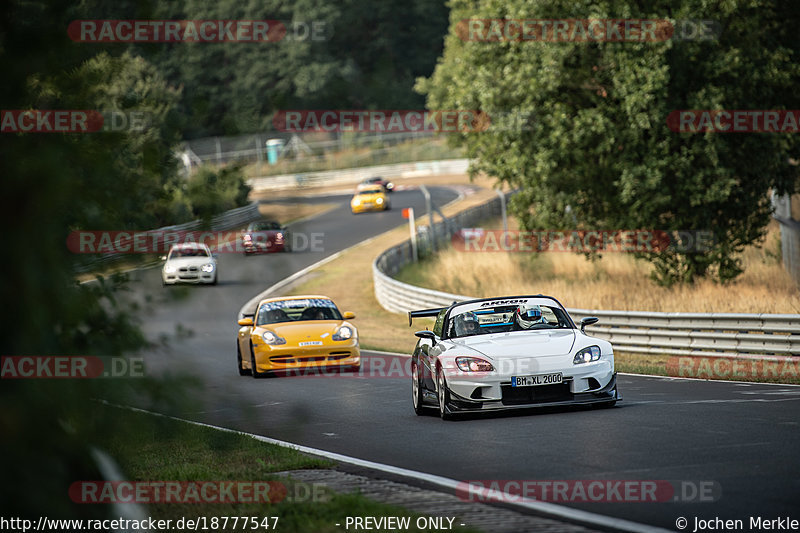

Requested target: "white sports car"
[
  {"left": 161, "top": 243, "right": 218, "bottom": 285},
  {"left": 409, "top": 295, "right": 620, "bottom": 420}
]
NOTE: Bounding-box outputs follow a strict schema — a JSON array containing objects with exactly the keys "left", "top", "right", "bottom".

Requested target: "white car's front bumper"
[
  {"left": 440, "top": 357, "right": 618, "bottom": 411},
  {"left": 162, "top": 268, "right": 216, "bottom": 284}
]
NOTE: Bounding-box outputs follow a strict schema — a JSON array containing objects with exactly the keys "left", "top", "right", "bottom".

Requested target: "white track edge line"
[
  {"left": 103, "top": 402, "right": 670, "bottom": 533},
  {"left": 618, "top": 371, "right": 800, "bottom": 387}
]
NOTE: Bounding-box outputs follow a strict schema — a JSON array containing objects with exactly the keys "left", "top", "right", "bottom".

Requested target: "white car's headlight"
[
  {"left": 201, "top": 263, "right": 215, "bottom": 272},
  {"left": 332, "top": 326, "right": 353, "bottom": 341},
  {"left": 163, "top": 264, "right": 176, "bottom": 273},
  {"left": 573, "top": 345, "right": 601, "bottom": 364},
  {"left": 455, "top": 357, "right": 494, "bottom": 372},
  {"left": 262, "top": 331, "right": 286, "bottom": 345}
]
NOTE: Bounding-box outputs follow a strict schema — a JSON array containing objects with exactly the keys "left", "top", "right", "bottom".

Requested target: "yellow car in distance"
[
  {"left": 350, "top": 184, "right": 390, "bottom": 214},
  {"left": 237, "top": 295, "right": 360, "bottom": 377}
]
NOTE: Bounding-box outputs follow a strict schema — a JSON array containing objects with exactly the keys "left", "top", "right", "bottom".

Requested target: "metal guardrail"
[
  {"left": 373, "top": 199, "right": 800, "bottom": 358},
  {"left": 76, "top": 203, "right": 261, "bottom": 272},
  {"left": 249, "top": 159, "right": 469, "bottom": 193}
]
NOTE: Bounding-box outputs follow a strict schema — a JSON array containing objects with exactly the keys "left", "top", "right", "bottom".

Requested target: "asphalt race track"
[{"left": 123, "top": 185, "right": 800, "bottom": 532}]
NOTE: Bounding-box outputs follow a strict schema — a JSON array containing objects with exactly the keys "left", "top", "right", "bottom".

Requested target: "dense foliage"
[{"left": 421, "top": 0, "right": 800, "bottom": 283}]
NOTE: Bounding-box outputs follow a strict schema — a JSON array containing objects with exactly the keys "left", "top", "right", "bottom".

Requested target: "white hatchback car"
[{"left": 162, "top": 243, "right": 218, "bottom": 285}]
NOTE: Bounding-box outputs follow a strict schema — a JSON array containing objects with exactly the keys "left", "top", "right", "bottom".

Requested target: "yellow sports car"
[
  {"left": 236, "top": 295, "right": 360, "bottom": 377},
  {"left": 350, "top": 185, "right": 390, "bottom": 214}
]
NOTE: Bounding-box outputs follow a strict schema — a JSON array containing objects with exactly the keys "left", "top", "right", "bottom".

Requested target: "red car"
[{"left": 240, "top": 221, "right": 291, "bottom": 254}]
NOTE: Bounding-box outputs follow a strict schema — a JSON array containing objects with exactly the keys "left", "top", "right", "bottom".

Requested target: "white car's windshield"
[
  {"left": 257, "top": 298, "right": 343, "bottom": 325},
  {"left": 169, "top": 247, "right": 210, "bottom": 258},
  {"left": 447, "top": 302, "right": 571, "bottom": 338}
]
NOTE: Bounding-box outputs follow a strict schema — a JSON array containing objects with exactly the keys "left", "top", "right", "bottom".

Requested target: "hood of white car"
[
  {"left": 164, "top": 257, "right": 214, "bottom": 269},
  {"left": 450, "top": 329, "right": 576, "bottom": 358}
]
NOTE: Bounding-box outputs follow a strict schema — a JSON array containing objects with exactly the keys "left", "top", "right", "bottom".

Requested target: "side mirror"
[
  {"left": 212, "top": 253, "right": 219, "bottom": 258},
  {"left": 414, "top": 330, "right": 437, "bottom": 345},
  {"left": 238, "top": 318, "right": 254, "bottom": 327},
  {"left": 580, "top": 317, "right": 599, "bottom": 333},
  {"left": 342, "top": 311, "right": 356, "bottom": 319}
]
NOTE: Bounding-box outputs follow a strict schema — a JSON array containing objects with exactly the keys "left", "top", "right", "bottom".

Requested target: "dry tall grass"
[{"left": 402, "top": 222, "right": 800, "bottom": 313}]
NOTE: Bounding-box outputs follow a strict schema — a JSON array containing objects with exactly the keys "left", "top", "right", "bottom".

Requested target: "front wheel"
[
  {"left": 437, "top": 367, "right": 455, "bottom": 421},
  {"left": 237, "top": 343, "right": 249, "bottom": 376},
  {"left": 412, "top": 361, "right": 426, "bottom": 416}
]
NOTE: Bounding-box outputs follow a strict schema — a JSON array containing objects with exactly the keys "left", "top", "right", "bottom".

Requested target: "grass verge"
[
  {"left": 97, "top": 405, "right": 481, "bottom": 532},
  {"left": 394, "top": 220, "right": 798, "bottom": 314}
]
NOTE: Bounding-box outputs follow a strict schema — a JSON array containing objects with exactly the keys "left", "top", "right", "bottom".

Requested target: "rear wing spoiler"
[{"left": 407, "top": 307, "right": 445, "bottom": 327}]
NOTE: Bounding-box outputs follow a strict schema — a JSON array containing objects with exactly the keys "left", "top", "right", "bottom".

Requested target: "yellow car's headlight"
[
  {"left": 332, "top": 326, "right": 353, "bottom": 341},
  {"left": 262, "top": 331, "right": 286, "bottom": 345}
]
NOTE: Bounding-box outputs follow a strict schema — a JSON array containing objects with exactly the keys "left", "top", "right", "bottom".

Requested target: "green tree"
[
  {"left": 184, "top": 164, "right": 252, "bottom": 223},
  {"left": 0, "top": 0, "right": 188, "bottom": 518},
  {"left": 420, "top": 0, "right": 800, "bottom": 284},
  {"left": 139, "top": 0, "right": 449, "bottom": 137}
]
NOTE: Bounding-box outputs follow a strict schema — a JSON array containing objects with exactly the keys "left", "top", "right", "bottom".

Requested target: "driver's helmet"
[
  {"left": 454, "top": 311, "right": 480, "bottom": 336},
  {"left": 515, "top": 304, "right": 543, "bottom": 329}
]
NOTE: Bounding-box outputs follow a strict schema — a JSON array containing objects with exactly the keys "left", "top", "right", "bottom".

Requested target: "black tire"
[
  {"left": 250, "top": 342, "right": 266, "bottom": 378},
  {"left": 412, "top": 361, "right": 427, "bottom": 416},
  {"left": 436, "top": 366, "right": 455, "bottom": 421},
  {"left": 237, "top": 343, "right": 250, "bottom": 376}
]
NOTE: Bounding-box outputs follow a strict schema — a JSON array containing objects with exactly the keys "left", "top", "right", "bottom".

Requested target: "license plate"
[
  {"left": 510, "top": 373, "right": 563, "bottom": 387},
  {"left": 299, "top": 341, "right": 323, "bottom": 347}
]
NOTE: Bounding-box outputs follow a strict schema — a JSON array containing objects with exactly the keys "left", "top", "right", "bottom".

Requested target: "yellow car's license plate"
[{"left": 511, "top": 372, "right": 563, "bottom": 387}]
